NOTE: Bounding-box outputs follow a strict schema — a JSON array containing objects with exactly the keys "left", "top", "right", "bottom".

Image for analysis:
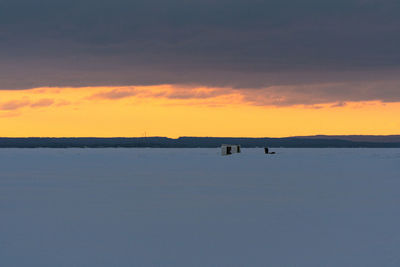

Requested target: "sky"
[{"left": 1, "top": 0, "right": 400, "bottom": 137}]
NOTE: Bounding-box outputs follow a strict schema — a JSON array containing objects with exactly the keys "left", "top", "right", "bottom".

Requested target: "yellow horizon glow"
[{"left": 0, "top": 85, "right": 399, "bottom": 138}]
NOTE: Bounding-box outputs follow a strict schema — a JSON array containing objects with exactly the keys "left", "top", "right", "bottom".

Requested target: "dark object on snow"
[
  {"left": 265, "top": 147, "right": 276, "bottom": 154},
  {"left": 221, "top": 144, "right": 240, "bottom": 155}
]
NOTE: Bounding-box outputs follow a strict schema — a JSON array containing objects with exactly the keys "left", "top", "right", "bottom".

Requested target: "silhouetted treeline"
[{"left": 0, "top": 137, "right": 400, "bottom": 148}]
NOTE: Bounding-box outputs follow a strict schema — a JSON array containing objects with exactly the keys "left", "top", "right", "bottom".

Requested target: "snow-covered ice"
[{"left": 1, "top": 148, "right": 400, "bottom": 267}]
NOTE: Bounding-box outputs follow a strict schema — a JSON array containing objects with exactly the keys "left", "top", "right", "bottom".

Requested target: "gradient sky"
[{"left": 1, "top": 0, "right": 400, "bottom": 137}]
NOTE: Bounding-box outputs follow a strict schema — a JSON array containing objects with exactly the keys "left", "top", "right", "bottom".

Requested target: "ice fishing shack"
[{"left": 221, "top": 144, "right": 241, "bottom": 155}]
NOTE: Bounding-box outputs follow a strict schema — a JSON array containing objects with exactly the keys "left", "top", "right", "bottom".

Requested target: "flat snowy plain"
[{"left": 1, "top": 148, "right": 400, "bottom": 267}]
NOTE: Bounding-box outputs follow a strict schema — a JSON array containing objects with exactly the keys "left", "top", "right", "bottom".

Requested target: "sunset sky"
[{"left": 1, "top": 0, "right": 400, "bottom": 137}]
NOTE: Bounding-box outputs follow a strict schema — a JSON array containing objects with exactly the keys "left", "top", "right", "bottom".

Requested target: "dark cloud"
[
  {"left": 0, "top": 98, "right": 56, "bottom": 110},
  {"left": 239, "top": 80, "right": 400, "bottom": 106},
  {"left": 162, "top": 88, "right": 230, "bottom": 100},
  {"left": 29, "top": 98, "right": 54, "bottom": 107},
  {"left": 88, "top": 87, "right": 232, "bottom": 101},
  {"left": 1, "top": 0, "right": 400, "bottom": 104},
  {"left": 89, "top": 88, "right": 137, "bottom": 100},
  {"left": 0, "top": 100, "right": 31, "bottom": 110}
]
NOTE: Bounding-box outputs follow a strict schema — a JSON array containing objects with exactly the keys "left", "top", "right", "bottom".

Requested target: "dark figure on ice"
[{"left": 265, "top": 147, "right": 276, "bottom": 154}]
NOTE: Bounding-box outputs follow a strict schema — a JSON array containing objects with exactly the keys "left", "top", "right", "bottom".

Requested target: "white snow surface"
[{"left": 1, "top": 148, "right": 400, "bottom": 267}]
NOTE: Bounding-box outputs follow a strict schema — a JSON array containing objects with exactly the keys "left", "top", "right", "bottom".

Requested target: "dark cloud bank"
[{"left": 1, "top": 0, "right": 400, "bottom": 104}]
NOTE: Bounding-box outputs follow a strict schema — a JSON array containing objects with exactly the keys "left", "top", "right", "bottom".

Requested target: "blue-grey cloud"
[
  {"left": 1, "top": 0, "right": 400, "bottom": 104},
  {"left": 0, "top": 98, "right": 55, "bottom": 110}
]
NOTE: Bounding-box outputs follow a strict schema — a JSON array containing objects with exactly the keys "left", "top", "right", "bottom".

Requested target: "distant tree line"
[{"left": 0, "top": 137, "right": 399, "bottom": 148}]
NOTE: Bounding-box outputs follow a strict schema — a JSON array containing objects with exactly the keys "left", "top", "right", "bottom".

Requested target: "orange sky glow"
[{"left": 1, "top": 85, "right": 399, "bottom": 137}]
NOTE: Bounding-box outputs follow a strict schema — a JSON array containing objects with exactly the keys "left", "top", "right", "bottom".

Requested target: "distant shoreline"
[{"left": 1, "top": 136, "right": 400, "bottom": 148}]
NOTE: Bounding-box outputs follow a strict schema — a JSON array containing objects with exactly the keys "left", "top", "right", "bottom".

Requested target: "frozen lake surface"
[{"left": 1, "top": 148, "right": 400, "bottom": 266}]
